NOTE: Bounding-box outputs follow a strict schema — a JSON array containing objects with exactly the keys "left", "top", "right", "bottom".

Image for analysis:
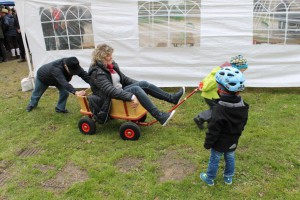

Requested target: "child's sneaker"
[
  {"left": 194, "top": 116, "right": 205, "bottom": 130},
  {"left": 200, "top": 172, "right": 214, "bottom": 186},
  {"left": 224, "top": 176, "right": 233, "bottom": 185}
]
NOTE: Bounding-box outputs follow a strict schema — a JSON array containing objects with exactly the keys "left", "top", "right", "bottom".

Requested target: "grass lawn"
[{"left": 0, "top": 59, "right": 299, "bottom": 199}]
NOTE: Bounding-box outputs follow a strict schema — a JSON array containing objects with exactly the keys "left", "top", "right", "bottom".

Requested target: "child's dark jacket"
[{"left": 204, "top": 95, "right": 249, "bottom": 152}]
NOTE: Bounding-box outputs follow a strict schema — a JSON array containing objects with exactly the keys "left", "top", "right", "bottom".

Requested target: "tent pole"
[{"left": 15, "top": 0, "right": 35, "bottom": 88}]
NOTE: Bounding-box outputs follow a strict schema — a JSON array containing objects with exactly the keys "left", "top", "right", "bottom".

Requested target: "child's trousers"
[
  {"left": 196, "top": 98, "right": 217, "bottom": 122},
  {"left": 206, "top": 148, "right": 235, "bottom": 180}
]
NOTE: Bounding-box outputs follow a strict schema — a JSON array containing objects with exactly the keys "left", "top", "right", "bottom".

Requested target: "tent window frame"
[
  {"left": 138, "top": 0, "right": 201, "bottom": 48},
  {"left": 253, "top": 0, "right": 300, "bottom": 45},
  {"left": 40, "top": 5, "right": 94, "bottom": 51}
]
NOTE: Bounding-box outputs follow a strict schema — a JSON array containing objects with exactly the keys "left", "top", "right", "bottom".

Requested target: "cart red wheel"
[
  {"left": 119, "top": 122, "right": 141, "bottom": 140},
  {"left": 78, "top": 117, "right": 96, "bottom": 135}
]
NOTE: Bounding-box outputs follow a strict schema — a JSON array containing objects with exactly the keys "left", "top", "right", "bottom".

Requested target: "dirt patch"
[
  {"left": 0, "top": 171, "right": 11, "bottom": 187},
  {"left": 41, "top": 124, "right": 58, "bottom": 132},
  {"left": 42, "top": 162, "right": 89, "bottom": 192},
  {"left": 0, "top": 160, "right": 11, "bottom": 174},
  {"left": 157, "top": 150, "right": 197, "bottom": 182},
  {"left": 238, "top": 146, "right": 249, "bottom": 153},
  {"left": 35, "top": 164, "right": 56, "bottom": 173},
  {"left": 115, "top": 157, "right": 143, "bottom": 173},
  {"left": 0, "top": 160, "right": 13, "bottom": 187}
]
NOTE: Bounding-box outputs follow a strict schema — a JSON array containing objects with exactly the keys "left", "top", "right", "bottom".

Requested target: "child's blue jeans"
[{"left": 206, "top": 148, "right": 235, "bottom": 180}]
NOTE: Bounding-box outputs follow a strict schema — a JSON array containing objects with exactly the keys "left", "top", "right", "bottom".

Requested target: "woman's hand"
[
  {"left": 75, "top": 90, "right": 86, "bottom": 96},
  {"left": 131, "top": 96, "right": 139, "bottom": 109}
]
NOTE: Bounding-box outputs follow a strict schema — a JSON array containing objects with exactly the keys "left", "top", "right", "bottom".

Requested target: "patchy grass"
[{"left": 0, "top": 60, "right": 299, "bottom": 199}]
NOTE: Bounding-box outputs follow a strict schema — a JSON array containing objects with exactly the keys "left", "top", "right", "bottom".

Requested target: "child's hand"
[{"left": 199, "top": 82, "right": 203, "bottom": 91}]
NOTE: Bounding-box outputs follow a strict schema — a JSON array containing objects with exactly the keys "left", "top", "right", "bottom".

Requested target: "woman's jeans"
[
  {"left": 123, "top": 81, "right": 172, "bottom": 116},
  {"left": 29, "top": 78, "right": 69, "bottom": 110},
  {"left": 206, "top": 148, "right": 235, "bottom": 180}
]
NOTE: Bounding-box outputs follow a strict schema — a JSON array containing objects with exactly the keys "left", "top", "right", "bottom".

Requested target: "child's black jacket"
[{"left": 204, "top": 96, "right": 249, "bottom": 152}]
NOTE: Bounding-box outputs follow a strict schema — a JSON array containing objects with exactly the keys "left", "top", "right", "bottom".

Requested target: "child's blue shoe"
[
  {"left": 200, "top": 172, "right": 214, "bottom": 186},
  {"left": 224, "top": 176, "right": 233, "bottom": 185}
]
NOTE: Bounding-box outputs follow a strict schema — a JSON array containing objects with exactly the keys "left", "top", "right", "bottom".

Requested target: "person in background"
[
  {"left": 0, "top": 8, "right": 20, "bottom": 59},
  {"left": 87, "top": 44, "right": 185, "bottom": 125},
  {"left": 26, "top": 57, "right": 90, "bottom": 113},
  {"left": 13, "top": 8, "right": 26, "bottom": 62},
  {"left": 52, "top": 7, "right": 68, "bottom": 50},
  {"left": 199, "top": 67, "right": 249, "bottom": 186},
  {"left": 194, "top": 55, "right": 248, "bottom": 130},
  {"left": 0, "top": 9, "right": 7, "bottom": 62},
  {"left": 40, "top": 7, "right": 56, "bottom": 51}
]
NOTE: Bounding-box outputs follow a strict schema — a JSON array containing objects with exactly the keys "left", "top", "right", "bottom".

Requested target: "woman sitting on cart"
[{"left": 87, "top": 43, "right": 185, "bottom": 126}]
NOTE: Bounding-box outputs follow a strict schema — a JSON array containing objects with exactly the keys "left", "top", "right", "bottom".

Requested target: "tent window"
[
  {"left": 40, "top": 5, "right": 94, "bottom": 51},
  {"left": 138, "top": 0, "right": 201, "bottom": 48},
  {"left": 253, "top": 0, "right": 300, "bottom": 45}
]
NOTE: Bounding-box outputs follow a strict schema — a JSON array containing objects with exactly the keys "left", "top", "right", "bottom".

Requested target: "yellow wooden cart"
[
  {"left": 77, "top": 89, "right": 148, "bottom": 140},
  {"left": 77, "top": 88, "right": 198, "bottom": 140}
]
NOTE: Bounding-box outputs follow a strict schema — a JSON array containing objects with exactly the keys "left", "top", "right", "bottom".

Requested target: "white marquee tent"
[{"left": 14, "top": 0, "right": 300, "bottom": 88}]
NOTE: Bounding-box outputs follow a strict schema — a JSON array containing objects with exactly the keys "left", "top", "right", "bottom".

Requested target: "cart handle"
[{"left": 168, "top": 87, "right": 200, "bottom": 112}]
